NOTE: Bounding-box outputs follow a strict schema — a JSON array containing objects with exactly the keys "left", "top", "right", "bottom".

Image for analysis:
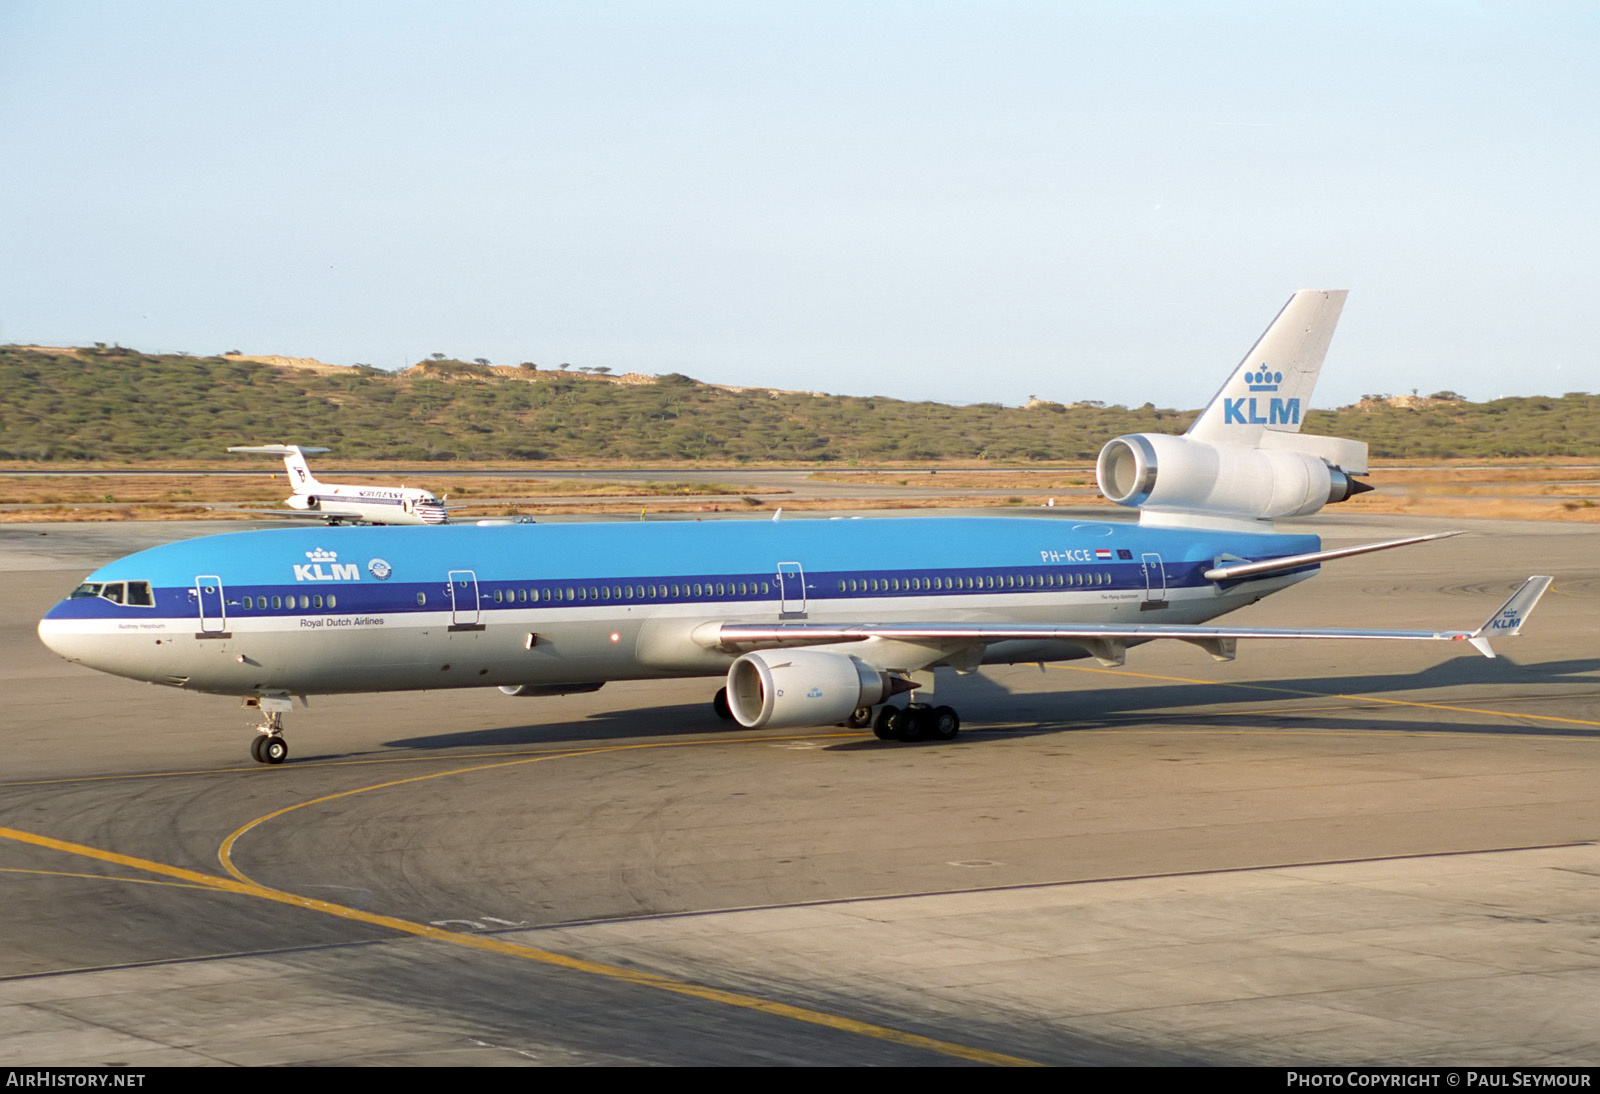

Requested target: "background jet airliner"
[
  {"left": 223, "top": 444, "right": 449, "bottom": 525},
  {"left": 40, "top": 291, "right": 1551, "bottom": 764}
]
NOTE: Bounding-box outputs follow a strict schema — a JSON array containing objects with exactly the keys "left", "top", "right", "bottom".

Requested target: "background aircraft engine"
[
  {"left": 1096, "top": 433, "right": 1366, "bottom": 521},
  {"left": 726, "top": 650, "right": 895, "bottom": 729}
]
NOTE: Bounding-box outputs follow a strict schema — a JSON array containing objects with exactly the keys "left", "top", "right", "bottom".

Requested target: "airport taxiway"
[{"left": 2, "top": 514, "right": 1597, "bottom": 1065}]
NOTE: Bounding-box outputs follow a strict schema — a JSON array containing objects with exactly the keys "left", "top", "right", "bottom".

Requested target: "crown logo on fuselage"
[{"left": 305, "top": 548, "right": 338, "bottom": 562}]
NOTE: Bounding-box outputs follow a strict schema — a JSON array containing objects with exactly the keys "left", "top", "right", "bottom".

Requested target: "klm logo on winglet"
[
  {"left": 1224, "top": 365, "right": 1299, "bottom": 426},
  {"left": 1488, "top": 609, "right": 1521, "bottom": 631},
  {"left": 294, "top": 547, "right": 360, "bottom": 582}
]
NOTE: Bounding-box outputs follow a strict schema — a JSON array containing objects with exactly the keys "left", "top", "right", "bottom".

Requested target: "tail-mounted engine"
[
  {"left": 725, "top": 650, "right": 907, "bottom": 729},
  {"left": 1097, "top": 433, "right": 1370, "bottom": 523}
]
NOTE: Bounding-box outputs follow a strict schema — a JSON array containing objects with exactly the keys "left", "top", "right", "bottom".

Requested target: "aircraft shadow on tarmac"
[{"left": 381, "top": 655, "right": 1600, "bottom": 754}]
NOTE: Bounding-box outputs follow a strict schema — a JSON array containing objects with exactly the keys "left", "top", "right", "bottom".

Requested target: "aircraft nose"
[{"left": 37, "top": 608, "right": 87, "bottom": 663}]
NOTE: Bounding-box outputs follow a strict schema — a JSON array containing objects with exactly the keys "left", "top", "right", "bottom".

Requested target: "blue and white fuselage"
[{"left": 38, "top": 517, "right": 1317, "bottom": 697}]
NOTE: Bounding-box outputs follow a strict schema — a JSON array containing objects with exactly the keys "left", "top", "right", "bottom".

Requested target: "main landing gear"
[
  {"left": 707, "top": 688, "right": 962, "bottom": 743},
  {"left": 873, "top": 703, "right": 961, "bottom": 743}
]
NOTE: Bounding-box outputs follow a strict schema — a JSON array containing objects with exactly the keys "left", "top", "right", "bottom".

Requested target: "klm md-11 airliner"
[{"left": 38, "top": 291, "right": 1551, "bottom": 764}]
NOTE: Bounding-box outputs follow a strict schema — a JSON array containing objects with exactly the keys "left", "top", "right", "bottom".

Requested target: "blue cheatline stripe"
[
  {"left": 48, "top": 517, "right": 1321, "bottom": 623},
  {"left": 49, "top": 560, "right": 1287, "bottom": 623}
]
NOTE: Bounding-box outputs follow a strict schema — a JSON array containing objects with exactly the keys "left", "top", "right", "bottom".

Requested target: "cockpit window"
[{"left": 68, "top": 580, "right": 154, "bottom": 607}]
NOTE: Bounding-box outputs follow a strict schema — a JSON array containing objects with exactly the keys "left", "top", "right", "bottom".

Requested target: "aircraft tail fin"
[
  {"left": 1467, "top": 576, "right": 1554, "bottom": 657},
  {"left": 1187, "top": 289, "right": 1348, "bottom": 447},
  {"left": 227, "top": 444, "right": 329, "bottom": 492},
  {"left": 278, "top": 446, "right": 321, "bottom": 491}
]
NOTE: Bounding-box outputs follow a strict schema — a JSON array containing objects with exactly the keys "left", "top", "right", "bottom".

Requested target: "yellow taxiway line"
[{"left": 1, "top": 734, "right": 1041, "bottom": 1068}]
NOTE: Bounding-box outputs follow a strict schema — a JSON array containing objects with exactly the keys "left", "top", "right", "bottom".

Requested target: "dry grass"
[
  {"left": 0, "top": 473, "right": 768, "bottom": 511},
  {"left": 442, "top": 494, "right": 1095, "bottom": 520},
  {"left": 2, "top": 459, "right": 1597, "bottom": 523},
  {"left": 809, "top": 470, "right": 1096, "bottom": 490}
]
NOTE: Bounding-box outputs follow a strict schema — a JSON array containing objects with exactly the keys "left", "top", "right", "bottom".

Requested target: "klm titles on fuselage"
[
  {"left": 294, "top": 548, "right": 360, "bottom": 582},
  {"left": 1225, "top": 366, "right": 1300, "bottom": 426}
]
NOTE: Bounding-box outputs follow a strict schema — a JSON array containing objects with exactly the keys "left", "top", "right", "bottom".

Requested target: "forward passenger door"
[
  {"left": 777, "top": 562, "right": 806, "bottom": 618},
  {"left": 448, "top": 569, "right": 480, "bottom": 627},
  {"left": 195, "top": 575, "right": 227, "bottom": 635}
]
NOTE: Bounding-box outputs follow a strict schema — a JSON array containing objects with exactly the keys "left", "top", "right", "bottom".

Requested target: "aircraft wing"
[
  {"left": 698, "top": 576, "right": 1553, "bottom": 665},
  {"left": 205, "top": 507, "right": 378, "bottom": 524}
]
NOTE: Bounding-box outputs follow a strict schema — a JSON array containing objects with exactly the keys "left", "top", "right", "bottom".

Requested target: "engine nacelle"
[
  {"left": 1096, "top": 433, "right": 1366, "bottom": 522},
  {"left": 725, "top": 650, "right": 897, "bottom": 729}
]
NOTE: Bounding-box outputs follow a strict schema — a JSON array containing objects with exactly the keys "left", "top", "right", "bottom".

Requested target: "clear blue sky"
[{"left": 2, "top": 1, "right": 1595, "bottom": 410}]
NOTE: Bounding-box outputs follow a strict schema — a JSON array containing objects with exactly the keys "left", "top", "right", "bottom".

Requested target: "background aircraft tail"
[{"left": 227, "top": 444, "right": 330, "bottom": 492}]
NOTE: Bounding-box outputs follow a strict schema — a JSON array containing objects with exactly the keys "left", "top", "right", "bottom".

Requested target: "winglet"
[{"left": 1467, "top": 576, "right": 1553, "bottom": 657}]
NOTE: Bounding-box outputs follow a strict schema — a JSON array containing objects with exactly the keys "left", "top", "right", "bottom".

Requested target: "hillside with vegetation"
[{"left": 2, "top": 344, "right": 1597, "bottom": 463}]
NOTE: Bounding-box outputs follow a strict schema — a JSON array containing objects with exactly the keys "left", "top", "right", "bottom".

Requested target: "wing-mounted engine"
[
  {"left": 1095, "top": 288, "right": 1373, "bottom": 528},
  {"left": 725, "top": 650, "right": 911, "bottom": 729}
]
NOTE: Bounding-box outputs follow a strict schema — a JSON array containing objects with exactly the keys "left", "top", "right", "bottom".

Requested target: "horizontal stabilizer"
[
  {"left": 227, "top": 445, "right": 331, "bottom": 455},
  {"left": 1203, "top": 531, "right": 1462, "bottom": 582},
  {"left": 1257, "top": 430, "right": 1370, "bottom": 476}
]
